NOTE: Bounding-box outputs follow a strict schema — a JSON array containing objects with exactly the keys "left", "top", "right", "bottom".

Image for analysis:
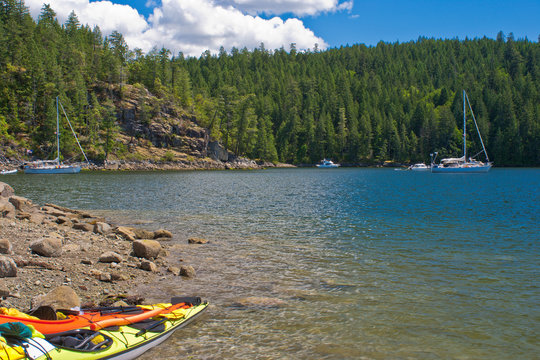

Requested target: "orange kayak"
[{"left": 0, "top": 297, "right": 198, "bottom": 335}]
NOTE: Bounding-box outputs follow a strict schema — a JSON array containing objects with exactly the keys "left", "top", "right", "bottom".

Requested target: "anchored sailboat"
[
  {"left": 431, "top": 90, "right": 492, "bottom": 173},
  {"left": 24, "top": 97, "right": 89, "bottom": 174}
]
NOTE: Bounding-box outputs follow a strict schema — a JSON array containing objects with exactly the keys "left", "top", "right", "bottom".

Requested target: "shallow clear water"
[{"left": 4, "top": 168, "right": 539, "bottom": 359}]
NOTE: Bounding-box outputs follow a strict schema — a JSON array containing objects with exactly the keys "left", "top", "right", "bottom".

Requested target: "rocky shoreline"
[{"left": 0, "top": 181, "right": 198, "bottom": 312}]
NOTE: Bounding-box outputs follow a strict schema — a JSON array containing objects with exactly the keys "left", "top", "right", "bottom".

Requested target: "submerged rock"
[
  {"left": 188, "top": 237, "right": 209, "bottom": 244},
  {"left": 179, "top": 265, "right": 196, "bottom": 278},
  {"left": 234, "top": 296, "right": 287, "bottom": 308}
]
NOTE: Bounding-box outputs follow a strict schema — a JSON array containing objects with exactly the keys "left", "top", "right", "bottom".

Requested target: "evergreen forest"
[{"left": 1, "top": 0, "right": 539, "bottom": 166}]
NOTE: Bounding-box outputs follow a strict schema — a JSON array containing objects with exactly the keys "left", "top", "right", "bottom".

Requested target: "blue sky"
[{"left": 27, "top": 0, "right": 539, "bottom": 56}]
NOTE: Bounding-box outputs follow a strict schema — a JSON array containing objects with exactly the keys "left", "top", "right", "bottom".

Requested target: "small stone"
[
  {"left": 140, "top": 260, "right": 157, "bottom": 272},
  {"left": 98, "top": 251, "right": 124, "bottom": 263},
  {"left": 99, "top": 272, "right": 112, "bottom": 282}
]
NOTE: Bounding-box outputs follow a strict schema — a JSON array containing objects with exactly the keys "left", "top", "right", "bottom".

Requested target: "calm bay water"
[{"left": 4, "top": 168, "right": 539, "bottom": 359}]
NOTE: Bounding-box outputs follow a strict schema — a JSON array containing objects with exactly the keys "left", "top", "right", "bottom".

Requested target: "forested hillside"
[{"left": 1, "top": 0, "right": 539, "bottom": 166}]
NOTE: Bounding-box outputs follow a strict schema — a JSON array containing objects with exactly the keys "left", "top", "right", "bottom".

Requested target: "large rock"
[
  {"left": 0, "top": 239, "right": 12, "bottom": 254},
  {"left": 132, "top": 240, "right": 161, "bottom": 259},
  {"left": 0, "top": 198, "right": 16, "bottom": 218},
  {"left": 8, "top": 195, "right": 35, "bottom": 213},
  {"left": 0, "top": 182, "right": 14, "bottom": 198},
  {"left": 98, "top": 251, "right": 123, "bottom": 263},
  {"left": 31, "top": 286, "right": 80, "bottom": 311},
  {"left": 0, "top": 256, "right": 17, "bottom": 277},
  {"left": 94, "top": 222, "right": 112, "bottom": 235},
  {"left": 115, "top": 226, "right": 136, "bottom": 241},
  {"left": 30, "top": 237, "right": 63, "bottom": 257}
]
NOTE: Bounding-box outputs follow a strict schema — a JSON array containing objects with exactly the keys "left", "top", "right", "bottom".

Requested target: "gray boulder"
[
  {"left": 0, "top": 256, "right": 17, "bottom": 277},
  {"left": 30, "top": 237, "right": 63, "bottom": 257}
]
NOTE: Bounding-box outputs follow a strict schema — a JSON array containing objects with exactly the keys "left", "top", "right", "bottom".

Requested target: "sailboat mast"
[
  {"left": 463, "top": 90, "right": 466, "bottom": 161},
  {"left": 56, "top": 96, "right": 60, "bottom": 165}
]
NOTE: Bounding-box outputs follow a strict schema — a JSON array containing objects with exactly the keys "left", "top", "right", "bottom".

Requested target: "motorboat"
[
  {"left": 316, "top": 159, "right": 340, "bottom": 168},
  {"left": 408, "top": 163, "right": 430, "bottom": 171}
]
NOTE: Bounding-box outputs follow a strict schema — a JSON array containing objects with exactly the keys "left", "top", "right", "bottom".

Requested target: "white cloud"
[
  {"left": 23, "top": 0, "right": 330, "bottom": 57},
  {"left": 216, "top": 0, "right": 353, "bottom": 16}
]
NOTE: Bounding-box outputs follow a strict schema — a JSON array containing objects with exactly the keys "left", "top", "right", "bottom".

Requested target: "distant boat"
[
  {"left": 408, "top": 163, "right": 430, "bottom": 171},
  {"left": 24, "top": 96, "right": 89, "bottom": 174},
  {"left": 431, "top": 90, "right": 493, "bottom": 173},
  {"left": 316, "top": 159, "right": 340, "bottom": 168},
  {"left": 0, "top": 169, "right": 17, "bottom": 175}
]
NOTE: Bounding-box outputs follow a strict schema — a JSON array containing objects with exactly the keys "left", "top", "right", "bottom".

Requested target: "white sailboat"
[
  {"left": 431, "top": 90, "right": 492, "bottom": 173},
  {"left": 24, "top": 97, "right": 89, "bottom": 174}
]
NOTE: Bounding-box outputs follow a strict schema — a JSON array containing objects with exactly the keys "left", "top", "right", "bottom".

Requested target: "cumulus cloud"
[
  {"left": 215, "top": 0, "right": 353, "bottom": 16},
  {"left": 24, "top": 0, "right": 332, "bottom": 57}
]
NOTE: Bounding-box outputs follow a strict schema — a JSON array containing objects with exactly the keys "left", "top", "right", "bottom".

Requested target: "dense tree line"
[{"left": 1, "top": 0, "right": 539, "bottom": 165}]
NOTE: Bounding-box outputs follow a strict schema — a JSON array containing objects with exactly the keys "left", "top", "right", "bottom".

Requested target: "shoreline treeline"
[{"left": 1, "top": 1, "right": 539, "bottom": 165}]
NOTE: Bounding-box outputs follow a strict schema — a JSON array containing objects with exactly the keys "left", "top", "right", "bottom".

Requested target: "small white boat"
[
  {"left": 0, "top": 169, "right": 17, "bottom": 175},
  {"left": 316, "top": 159, "right": 340, "bottom": 168},
  {"left": 408, "top": 163, "right": 430, "bottom": 171}
]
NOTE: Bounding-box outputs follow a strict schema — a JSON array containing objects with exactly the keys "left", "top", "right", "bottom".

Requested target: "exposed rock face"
[
  {"left": 0, "top": 256, "right": 17, "bottom": 277},
  {"left": 0, "top": 238, "right": 12, "bottom": 254},
  {"left": 208, "top": 141, "right": 229, "bottom": 161},
  {"left": 98, "top": 251, "right": 124, "bottom": 263},
  {"left": 133, "top": 240, "right": 161, "bottom": 260},
  {"left": 31, "top": 286, "right": 80, "bottom": 311},
  {"left": 30, "top": 237, "right": 63, "bottom": 257}
]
